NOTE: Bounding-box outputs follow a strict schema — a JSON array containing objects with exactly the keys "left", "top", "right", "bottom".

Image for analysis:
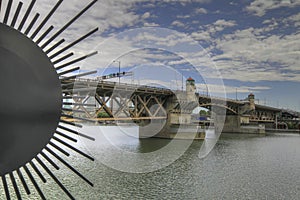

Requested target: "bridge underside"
[
  {"left": 61, "top": 79, "right": 286, "bottom": 135},
  {"left": 62, "top": 80, "right": 171, "bottom": 123}
]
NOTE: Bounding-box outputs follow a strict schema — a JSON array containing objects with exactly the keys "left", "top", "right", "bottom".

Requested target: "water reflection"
[
  {"left": 2, "top": 126, "right": 300, "bottom": 199},
  {"left": 70, "top": 126, "right": 300, "bottom": 199}
]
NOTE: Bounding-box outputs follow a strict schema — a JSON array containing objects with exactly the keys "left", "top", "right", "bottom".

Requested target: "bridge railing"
[
  {"left": 195, "top": 92, "right": 247, "bottom": 104},
  {"left": 64, "top": 77, "right": 173, "bottom": 94}
]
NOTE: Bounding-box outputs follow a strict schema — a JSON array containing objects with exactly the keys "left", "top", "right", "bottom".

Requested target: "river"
[{"left": 2, "top": 125, "right": 300, "bottom": 199}]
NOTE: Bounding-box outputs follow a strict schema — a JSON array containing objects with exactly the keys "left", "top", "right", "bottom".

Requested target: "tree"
[
  {"left": 97, "top": 112, "right": 110, "bottom": 118},
  {"left": 199, "top": 110, "right": 208, "bottom": 116}
]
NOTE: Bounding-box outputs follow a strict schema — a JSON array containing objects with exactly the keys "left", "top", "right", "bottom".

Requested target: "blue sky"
[{"left": 1, "top": 0, "right": 300, "bottom": 110}]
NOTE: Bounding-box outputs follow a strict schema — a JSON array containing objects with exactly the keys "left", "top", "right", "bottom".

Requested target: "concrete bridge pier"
[
  {"left": 138, "top": 119, "right": 167, "bottom": 138},
  {"left": 138, "top": 114, "right": 204, "bottom": 139},
  {"left": 221, "top": 115, "right": 241, "bottom": 133},
  {"left": 221, "top": 114, "right": 266, "bottom": 134}
]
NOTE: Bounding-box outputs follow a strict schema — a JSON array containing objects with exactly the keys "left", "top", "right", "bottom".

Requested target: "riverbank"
[{"left": 266, "top": 128, "right": 300, "bottom": 134}]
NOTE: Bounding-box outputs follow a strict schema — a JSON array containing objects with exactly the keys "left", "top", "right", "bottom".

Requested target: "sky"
[{"left": 1, "top": 0, "right": 300, "bottom": 111}]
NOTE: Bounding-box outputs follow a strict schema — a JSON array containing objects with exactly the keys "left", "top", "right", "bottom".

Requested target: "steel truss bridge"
[{"left": 61, "top": 78, "right": 288, "bottom": 125}]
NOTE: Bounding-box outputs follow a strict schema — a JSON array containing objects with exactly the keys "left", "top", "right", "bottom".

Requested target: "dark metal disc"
[{"left": 0, "top": 23, "right": 62, "bottom": 175}]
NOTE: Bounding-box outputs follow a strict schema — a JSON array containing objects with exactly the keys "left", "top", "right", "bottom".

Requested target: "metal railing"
[{"left": 64, "top": 77, "right": 174, "bottom": 94}]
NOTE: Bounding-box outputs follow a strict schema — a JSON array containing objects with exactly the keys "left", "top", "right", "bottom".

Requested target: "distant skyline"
[{"left": 1, "top": 0, "right": 299, "bottom": 110}]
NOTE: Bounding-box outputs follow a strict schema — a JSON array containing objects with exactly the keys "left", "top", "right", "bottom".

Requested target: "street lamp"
[{"left": 113, "top": 60, "right": 121, "bottom": 84}]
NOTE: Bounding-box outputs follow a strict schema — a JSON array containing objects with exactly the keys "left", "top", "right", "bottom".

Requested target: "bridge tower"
[
  {"left": 139, "top": 77, "right": 201, "bottom": 139},
  {"left": 248, "top": 93, "right": 255, "bottom": 110},
  {"left": 186, "top": 77, "right": 197, "bottom": 101}
]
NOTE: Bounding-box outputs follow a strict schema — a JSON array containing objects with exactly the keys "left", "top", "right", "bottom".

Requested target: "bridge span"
[{"left": 61, "top": 77, "right": 298, "bottom": 137}]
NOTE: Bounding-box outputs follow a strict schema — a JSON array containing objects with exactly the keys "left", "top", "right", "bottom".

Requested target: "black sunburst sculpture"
[{"left": 0, "top": 0, "right": 98, "bottom": 199}]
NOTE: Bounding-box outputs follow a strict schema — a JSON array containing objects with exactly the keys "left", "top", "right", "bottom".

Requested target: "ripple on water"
[{"left": 2, "top": 127, "right": 300, "bottom": 199}]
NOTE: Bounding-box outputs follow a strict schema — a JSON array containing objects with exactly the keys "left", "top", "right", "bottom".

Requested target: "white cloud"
[
  {"left": 2, "top": 0, "right": 299, "bottom": 85},
  {"left": 177, "top": 14, "right": 192, "bottom": 19},
  {"left": 171, "top": 20, "right": 186, "bottom": 27},
  {"left": 211, "top": 32, "right": 300, "bottom": 82},
  {"left": 283, "top": 12, "right": 300, "bottom": 27},
  {"left": 194, "top": 8, "right": 208, "bottom": 14},
  {"left": 190, "top": 19, "right": 236, "bottom": 43},
  {"left": 214, "top": 19, "right": 236, "bottom": 27},
  {"left": 143, "top": 22, "right": 160, "bottom": 27},
  {"left": 18, "top": 0, "right": 150, "bottom": 40},
  {"left": 246, "top": 0, "right": 300, "bottom": 16},
  {"left": 148, "top": 0, "right": 211, "bottom": 3},
  {"left": 142, "top": 12, "right": 151, "bottom": 19},
  {"left": 190, "top": 31, "right": 212, "bottom": 41}
]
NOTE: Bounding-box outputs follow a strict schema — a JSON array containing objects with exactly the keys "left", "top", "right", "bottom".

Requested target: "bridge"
[{"left": 61, "top": 77, "right": 298, "bottom": 137}]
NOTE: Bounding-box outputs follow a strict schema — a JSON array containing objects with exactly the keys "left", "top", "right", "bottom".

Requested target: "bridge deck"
[
  {"left": 62, "top": 78, "right": 174, "bottom": 95},
  {"left": 62, "top": 78, "right": 245, "bottom": 104}
]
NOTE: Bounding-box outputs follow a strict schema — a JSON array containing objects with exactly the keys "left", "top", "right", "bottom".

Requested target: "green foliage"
[
  {"left": 199, "top": 110, "right": 208, "bottom": 116},
  {"left": 97, "top": 112, "right": 110, "bottom": 118},
  {"left": 287, "top": 122, "right": 298, "bottom": 129}
]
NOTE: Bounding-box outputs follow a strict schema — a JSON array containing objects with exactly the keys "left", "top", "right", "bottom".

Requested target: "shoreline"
[{"left": 265, "top": 128, "right": 300, "bottom": 134}]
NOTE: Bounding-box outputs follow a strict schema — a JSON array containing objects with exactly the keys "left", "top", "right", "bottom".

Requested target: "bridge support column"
[
  {"left": 221, "top": 115, "right": 266, "bottom": 134},
  {"left": 139, "top": 113, "right": 204, "bottom": 139},
  {"left": 221, "top": 115, "right": 241, "bottom": 133}
]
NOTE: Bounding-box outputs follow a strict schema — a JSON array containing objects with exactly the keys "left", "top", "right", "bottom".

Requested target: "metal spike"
[
  {"left": 18, "top": 0, "right": 36, "bottom": 31},
  {"left": 55, "top": 51, "right": 98, "bottom": 70},
  {"left": 35, "top": 157, "right": 75, "bottom": 200},
  {"left": 61, "top": 81, "right": 98, "bottom": 88},
  {"left": 30, "top": 0, "right": 63, "bottom": 39},
  {"left": 62, "top": 87, "right": 98, "bottom": 93},
  {"left": 45, "top": 147, "right": 94, "bottom": 186},
  {"left": 39, "top": 152, "right": 60, "bottom": 170},
  {"left": 48, "top": 141, "right": 70, "bottom": 156},
  {"left": 24, "top": 13, "right": 39, "bottom": 35},
  {"left": 61, "top": 82, "right": 76, "bottom": 88},
  {"left": 9, "top": 172, "right": 22, "bottom": 200},
  {"left": 3, "top": 0, "right": 13, "bottom": 24},
  {"left": 36, "top": 26, "right": 54, "bottom": 45},
  {"left": 41, "top": 0, "right": 98, "bottom": 49},
  {"left": 49, "top": 27, "right": 98, "bottom": 59},
  {"left": 62, "top": 108, "right": 86, "bottom": 114},
  {"left": 58, "top": 66, "right": 79, "bottom": 76},
  {"left": 0, "top": 0, "right": 99, "bottom": 198},
  {"left": 1, "top": 175, "right": 11, "bottom": 200},
  {"left": 16, "top": 169, "right": 30, "bottom": 195},
  {"left": 23, "top": 165, "right": 46, "bottom": 200},
  {"left": 62, "top": 95, "right": 88, "bottom": 99},
  {"left": 61, "top": 114, "right": 96, "bottom": 124},
  {"left": 55, "top": 130, "right": 78, "bottom": 142},
  {"left": 10, "top": 1, "right": 23, "bottom": 28},
  {"left": 62, "top": 102, "right": 96, "bottom": 107},
  {"left": 52, "top": 136, "right": 94, "bottom": 161},
  {"left": 57, "top": 125, "right": 95, "bottom": 141},
  {"left": 52, "top": 52, "right": 74, "bottom": 65},
  {"left": 60, "top": 119, "right": 83, "bottom": 128},
  {"left": 45, "top": 39, "right": 65, "bottom": 54},
  {"left": 29, "top": 161, "right": 46, "bottom": 183},
  {"left": 60, "top": 70, "right": 97, "bottom": 80}
]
